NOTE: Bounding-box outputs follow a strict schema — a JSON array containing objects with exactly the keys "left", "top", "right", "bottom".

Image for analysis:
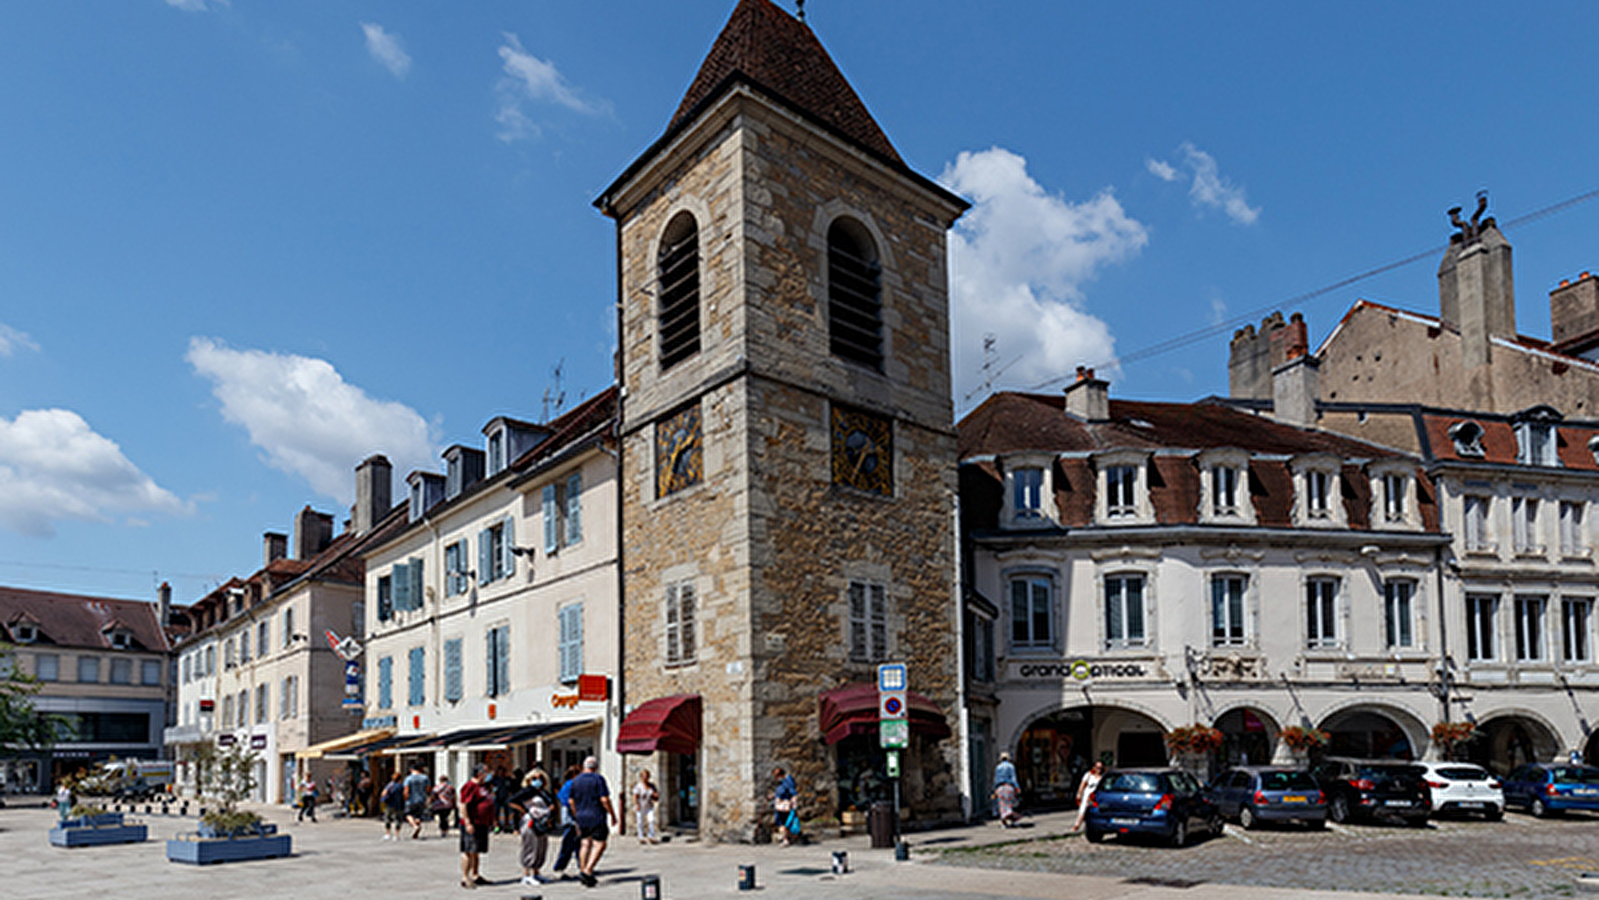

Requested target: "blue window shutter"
[
  {"left": 478, "top": 530, "right": 492, "bottom": 586},
  {"left": 543, "top": 485, "right": 558, "bottom": 554},
  {"left": 559, "top": 605, "right": 583, "bottom": 682},
  {"left": 566, "top": 473, "right": 582, "bottom": 545},
  {"left": 444, "top": 638, "right": 462, "bottom": 702},
  {"left": 408, "top": 647, "right": 424, "bottom": 706},
  {"left": 392, "top": 563, "right": 411, "bottom": 613},
  {"left": 496, "top": 626, "right": 510, "bottom": 696},
  {"left": 409, "top": 558, "right": 424, "bottom": 610},
  {"left": 485, "top": 629, "right": 497, "bottom": 697},
  {"left": 501, "top": 517, "right": 516, "bottom": 579},
  {"left": 378, "top": 656, "right": 393, "bottom": 710}
]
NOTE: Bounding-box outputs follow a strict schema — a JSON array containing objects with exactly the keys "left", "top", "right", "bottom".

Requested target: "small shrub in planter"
[
  {"left": 167, "top": 743, "right": 291, "bottom": 865},
  {"left": 50, "top": 802, "right": 147, "bottom": 847}
]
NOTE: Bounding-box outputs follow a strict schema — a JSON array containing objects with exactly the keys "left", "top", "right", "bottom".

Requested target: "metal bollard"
[
  {"left": 737, "top": 863, "right": 756, "bottom": 890},
  {"left": 831, "top": 850, "right": 849, "bottom": 874},
  {"left": 641, "top": 874, "right": 662, "bottom": 900},
  {"left": 894, "top": 840, "right": 909, "bottom": 861}
]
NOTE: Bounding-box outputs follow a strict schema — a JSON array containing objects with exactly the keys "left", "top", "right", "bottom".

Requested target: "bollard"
[
  {"left": 641, "top": 874, "right": 662, "bottom": 900},
  {"left": 737, "top": 863, "right": 756, "bottom": 890},
  {"left": 894, "top": 840, "right": 909, "bottom": 861},
  {"left": 831, "top": 850, "right": 849, "bottom": 875}
]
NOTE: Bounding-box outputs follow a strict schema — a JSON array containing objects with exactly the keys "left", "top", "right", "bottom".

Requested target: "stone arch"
[
  {"left": 1314, "top": 698, "right": 1431, "bottom": 760},
  {"left": 1466, "top": 709, "right": 1563, "bottom": 774},
  {"left": 1005, "top": 699, "right": 1173, "bottom": 809},
  {"left": 1210, "top": 703, "right": 1284, "bottom": 767}
]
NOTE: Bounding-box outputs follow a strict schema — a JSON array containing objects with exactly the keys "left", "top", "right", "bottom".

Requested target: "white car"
[{"left": 1417, "top": 761, "right": 1503, "bottom": 820}]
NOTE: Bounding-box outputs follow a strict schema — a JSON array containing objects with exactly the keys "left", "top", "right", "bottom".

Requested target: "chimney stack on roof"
[
  {"left": 1273, "top": 351, "right": 1321, "bottom": 428},
  {"left": 354, "top": 454, "right": 393, "bottom": 536},
  {"left": 294, "top": 506, "right": 334, "bottom": 560},
  {"left": 1438, "top": 193, "right": 1515, "bottom": 372},
  {"left": 263, "top": 532, "right": 288, "bottom": 567},
  {"left": 157, "top": 581, "right": 171, "bottom": 629},
  {"left": 1228, "top": 311, "right": 1308, "bottom": 401},
  {"left": 1550, "top": 270, "right": 1599, "bottom": 345},
  {"left": 1064, "top": 366, "right": 1109, "bottom": 421}
]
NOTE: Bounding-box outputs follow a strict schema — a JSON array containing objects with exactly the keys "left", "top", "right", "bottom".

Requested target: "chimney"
[
  {"left": 1064, "top": 366, "right": 1109, "bottom": 421},
  {"left": 354, "top": 454, "right": 393, "bottom": 536},
  {"left": 1550, "top": 272, "right": 1599, "bottom": 344},
  {"left": 1272, "top": 353, "right": 1321, "bottom": 427},
  {"left": 157, "top": 582, "right": 171, "bottom": 629},
  {"left": 263, "top": 532, "right": 288, "bottom": 566},
  {"left": 1438, "top": 198, "right": 1514, "bottom": 371},
  {"left": 1228, "top": 312, "right": 1297, "bottom": 400},
  {"left": 294, "top": 506, "right": 335, "bottom": 560}
]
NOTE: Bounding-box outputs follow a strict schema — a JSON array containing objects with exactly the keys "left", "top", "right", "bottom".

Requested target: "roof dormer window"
[
  {"left": 1291, "top": 455, "right": 1345, "bottom": 528},
  {"left": 1094, "top": 451, "right": 1152, "bottom": 525},
  {"left": 11, "top": 622, "right": 37, "bottom": 644},
  {"left": 487, "top": 429, "right": 506, "bottom": 475},
  {"left": 1198, "top": 449, "right": 1254, "bottom": 525},
  {"left": 1106, "top": 465, "right": 1137, "bottom": 517},
  {"left": 1367, "top": 460, "right": 1420, "bottom": 531},
  {"left": 1513, "top": 406, "right": 1562, "bottom": 467},
  {"left": 1001, "top": 453, "right": 1058, "bottom": 528},
  {"left": 1448, "top": 420, "right": 1485, "bottom": 458},
  {"left": 109, "top": 631, "right": 133, "bottom": 651}
]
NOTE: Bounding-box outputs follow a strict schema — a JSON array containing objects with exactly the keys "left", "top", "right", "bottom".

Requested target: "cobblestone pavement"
[{"left": 934, "top": 811, "right": 1599, "bottom": 898}]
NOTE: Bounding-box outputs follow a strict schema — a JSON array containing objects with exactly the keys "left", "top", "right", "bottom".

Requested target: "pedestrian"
[
  {"left": 457, "top": 763, "right": 497, "bottom": 889},
  {"left": 495, "top": 765, "right": 515, "bottom": 833},
  {"left": 772, "top": 767, "right": 801, "bottom": 846},
  {"left": 431, "top": 774, "right": 458, "bottom": 836},
  {"left": 509, "top": 768, "right": 555, "bottom": 886},
  {"left": 380, "top": 771, "right": 406, "bottom": 840},
  {"left": 355, "top": 771, "right": 374, "bottom": 817},
  {"left": 993, "top": 752, "right": 1020, "bottom": 827},
  {"left": 632, "top": 769, "right": 659, "bottom": 844},
  {"left": 1072, "top": 760, "right": 1106, "bottom": 833},
  {"left": 403, "top": 762, "right": 431, "bottom": 838},
  {"left": 55, "top": 780, "right": 73, "bottom": 823},
  {"left": 566, "top": 756, "right": 617, "bottom": 888},
  {"left": 297, "top": 773, "right": 319, "bottom": 823},
  {"left": 550, "top": 764, "right": 583, "bottom": 879}
]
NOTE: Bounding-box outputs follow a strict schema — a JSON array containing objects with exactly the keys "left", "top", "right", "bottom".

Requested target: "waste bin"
[{"left": 868, "top": 800, "right": 896, "bottom": 848}]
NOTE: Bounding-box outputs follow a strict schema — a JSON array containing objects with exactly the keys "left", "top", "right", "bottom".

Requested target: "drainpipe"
[
  {"left": 952, "top": 489, "right": 971, "bottom": 822},
  {"left": 1435, "top": 544, "right": 1453, "bottom": 727},
  {"left": 610, "top": 211, "right": 629, "bottom": 822},
  {"left": 422, "top": 514, "right": 443, "bottom": 779}
]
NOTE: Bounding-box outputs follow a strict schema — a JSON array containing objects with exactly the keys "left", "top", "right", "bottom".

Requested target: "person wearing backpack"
[
  {"left": 380, "top": 771, "right": 406, "bottom": 840},
  {"left": 430, "top": 775, "right": 458, "bottom": 836},
  {"left": 509, "top": 768, "right": 555, "bottom": 887}
]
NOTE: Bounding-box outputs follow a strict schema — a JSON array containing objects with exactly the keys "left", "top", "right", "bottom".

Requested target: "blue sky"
[{"left": 5, "top": 0, "right": 1599, "bottom": 604}]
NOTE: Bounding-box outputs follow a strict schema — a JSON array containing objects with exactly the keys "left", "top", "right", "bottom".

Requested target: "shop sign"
[
  {"left": 216, "top": 734, "right": 237, "bottom": 747},
  {"left": 342, "top": 660, "right": 363, "bottom": 709},
  {"left": 363, "top": 715, "right": 397, "bottom": 729},
  {"left": 554, "top": 675, "right": 610, "bottom": 708},
  {"left": 1011, "top": 659, "right": 1149, "bottom": 681},
  {"left": 250, "top": 734, "right": 268, "bottom": 750}
]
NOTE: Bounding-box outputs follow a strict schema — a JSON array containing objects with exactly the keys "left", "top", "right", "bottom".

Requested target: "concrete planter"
[
  {"left": 49, "top": 812, "right": 149, "bottom": 848},
  {"left": 168, "top": 823, "right": 290, "bottom": 865}
]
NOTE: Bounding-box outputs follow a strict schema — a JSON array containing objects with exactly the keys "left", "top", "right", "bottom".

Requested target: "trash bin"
[{"left": 868, "top": 800, "right": 896, "bottom": 848}]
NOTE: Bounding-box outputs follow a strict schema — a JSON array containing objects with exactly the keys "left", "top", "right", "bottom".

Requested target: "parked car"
[
  {"left": 1502, "top": 763, "right": 1599, "bottom": 818},
  {"left": 1309, "top": 757, "right": 1431, "bottom": 826},
  {"left": 1083, "top": 768, "right": 1220, "bottom": 847},
  {"left": 1416, "top": 761, "right": 1503, "bottom": 820},
  {"left": 1207, "top": 766, "right": 1326, "bottom": 829}
]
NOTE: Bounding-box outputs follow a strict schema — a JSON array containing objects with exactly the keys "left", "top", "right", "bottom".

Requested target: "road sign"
[
  {"left": 885, "top": 750, "right": 900, "bottom": 778},
  {"left": 879, "top": 692, "right": 906, "bottom": 720},
  {"left": 877, "top": 663, "right": 907, "bottom": 692},
  {"left": 879, "top": 718, "right": 909, "bottom": 749}
]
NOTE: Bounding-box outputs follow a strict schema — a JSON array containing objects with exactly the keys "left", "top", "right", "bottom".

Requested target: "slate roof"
[
  {"left": 0, "top": 585, "right": 169, "bottom": 652},
  {"left": 671, "top": 0, "right": 901, "bottom": 164}
]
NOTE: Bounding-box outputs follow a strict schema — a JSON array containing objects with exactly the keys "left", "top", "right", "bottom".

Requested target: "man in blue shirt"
[
  {"left": 566, "top": 756, "right": 616, "bottom": 888},
  {"left": 402, "top": 763, "right": 431, "bottom": 839}
]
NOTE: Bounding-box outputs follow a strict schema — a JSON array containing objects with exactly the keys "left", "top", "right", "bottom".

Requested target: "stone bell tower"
[{"left": 597, "top": 0, "right": 969, "bottom": 840}]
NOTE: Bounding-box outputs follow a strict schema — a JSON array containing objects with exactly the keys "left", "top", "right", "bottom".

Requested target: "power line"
[{"left": 1022, "top": 187, "right": 1599, "bottom": 393}]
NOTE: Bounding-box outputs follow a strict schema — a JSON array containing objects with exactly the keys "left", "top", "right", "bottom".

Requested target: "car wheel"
[
  {"left": 1532, "top": 798, "right": 1549, "bottom": 819},
  {"left": 1407, "top": 815, "right": 1430, "bottom": 828},
  {"left": 1238, "top": 805, "right": 1258, "bottom": 830},
  {"left": 1330, "top": 796, "right": 1350, "bottom": 824},
  {"left": 1170, "top": 819, "right": 1188, "bottom": 848},
  {"left": 1084, "top": 829, "right": 1104, "bottom": 844},
  {"left": 1485, "top": 807, "right": 1503, "bottom": 822}
]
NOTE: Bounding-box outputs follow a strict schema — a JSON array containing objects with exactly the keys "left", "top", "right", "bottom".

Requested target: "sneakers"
[
  {"left": 520, "top": 876, "right": 537, "bottom": 886},
  {"left": 580, "top": 872, "right": 598, "bottom": 888}
]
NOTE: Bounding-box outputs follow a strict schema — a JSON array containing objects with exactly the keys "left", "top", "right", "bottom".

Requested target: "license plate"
[
  {"left": 1574, "top": 789, "right": 1598, "bottom": 796},
  {"left": 1457, "top": 801, "right": 1484, "bottom": 808},
  {"left": 1110, "top": 818, "right": 1140, "bottom": 826},
  {"left": 1384, "top": 800, "right": 1412, "bottom": 807},
  {"left": 1281, "top": 795, "right": 1307, "bottom": 803}
]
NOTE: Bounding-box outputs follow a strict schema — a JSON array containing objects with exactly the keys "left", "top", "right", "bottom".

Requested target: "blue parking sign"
[{"left": 877, "top": 663, "right": 907, "bottom": 692}]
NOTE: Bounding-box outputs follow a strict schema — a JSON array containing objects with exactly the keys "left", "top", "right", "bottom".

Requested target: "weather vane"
[{"left": 796, "top": 0, "right": 805, "bottom": 23}]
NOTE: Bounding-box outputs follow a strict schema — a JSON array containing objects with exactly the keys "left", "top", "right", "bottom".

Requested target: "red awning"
[
  {"left": 817, "top": 683, "right": 952, "bottom": 746},
  {"left": 617, "top": 694, "right": 702, "bottom": 755}
]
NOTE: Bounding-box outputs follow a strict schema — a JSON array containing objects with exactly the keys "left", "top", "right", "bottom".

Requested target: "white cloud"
[
  {"left": 0, "top": 324, "right": 39, "bottom": 356},
  {"left": 0, "top": 409, "right": 188, "bottom": 537},
  {"left": 1148, "top": 142, "right": 1260, "bottom": 225},
  {"left": 940, "top": 147, "right": 1149, "bottom": 408},
  {"left": 494, "top": 33, "right": 605, "bottom": 142},
  {"left": 186, "top": 338, "right": 436, "bottom": 505},
  {"left": 164, "top": 0, "right": 226, "bottom": 11},
  {"left": 361, "top": 22, "right": 412, "bottom": 79}
]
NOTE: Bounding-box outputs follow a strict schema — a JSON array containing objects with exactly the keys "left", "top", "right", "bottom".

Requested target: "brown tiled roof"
[
  {"left": 0, "top": 586, "right": 168, "bottom": 652},
  {"left": 508, "top": 386, "right": 618, "bottom": 474},
  {"left": 670, "top": 0, "right": 901, "bottom": 164},
  {"left": 1421, "top": 410, "right": 1599, "bottom": 471}
]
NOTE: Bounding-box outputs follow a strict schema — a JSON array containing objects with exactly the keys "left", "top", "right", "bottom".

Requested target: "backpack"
[{"left": 523, "top": 791, "right": 554, "bottom": 835}]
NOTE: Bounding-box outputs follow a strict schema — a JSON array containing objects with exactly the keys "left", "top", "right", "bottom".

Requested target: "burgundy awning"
[
  {"left": 617, "top": 694, "right": 702, "bottom": 755},
  {"left": 817, "top": 683, "right": 952, "bottom": 746}
]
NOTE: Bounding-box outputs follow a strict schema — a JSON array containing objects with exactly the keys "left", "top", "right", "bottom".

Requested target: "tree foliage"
[{"left": 0, "top": 645, "right": 56, "bottom": 750}]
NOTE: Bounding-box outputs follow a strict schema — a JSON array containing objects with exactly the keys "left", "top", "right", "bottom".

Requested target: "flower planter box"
[
  {"left": 167, "top": 827, "right": 290, "bottom": 865},
  {"left": 50, "top": 812, "right": 149, "bottom": 848},
  {"left": 840, "top": 810, "right": 866, "bottom": 835}
]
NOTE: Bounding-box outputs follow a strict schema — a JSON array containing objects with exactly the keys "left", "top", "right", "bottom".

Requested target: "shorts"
[
  {"left": 459, "top": 825, "right": 491, "bottom": 854},
  {"left": 406, "top": 802, "right": 427, "bottom": 820},
  {"left": 578, "top": 821, "right": 609, "bottom": 842},
  {"left": 384, "top": 807, "right": 404, "bottom": 827}
]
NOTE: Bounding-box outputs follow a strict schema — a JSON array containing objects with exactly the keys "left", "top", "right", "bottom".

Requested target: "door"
[{"left": 674, "top": 752, "right": 698, "bottom": 828}]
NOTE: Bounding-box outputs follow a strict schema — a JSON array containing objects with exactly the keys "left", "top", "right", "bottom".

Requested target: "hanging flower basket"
[
  {"left": 1280, "top": 725, "right": 1331, "bottom": 753},
  {"left": 1431, "top": 721, "right": 1480, "bottom": 760},
  {"left": 1164, "top": 724, "right": 1224, "bottom": 755}
]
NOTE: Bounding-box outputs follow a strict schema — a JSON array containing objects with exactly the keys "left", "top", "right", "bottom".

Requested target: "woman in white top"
[
  {"left": 632, "top": 770, "right": 659, "bottom": 844},
  {"left": 1073, "top": 761, "right": 1106, "bottom": 832}
]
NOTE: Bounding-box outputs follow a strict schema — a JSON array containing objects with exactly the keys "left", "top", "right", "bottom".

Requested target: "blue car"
[
  {"left": 1502, "top": 763, "right": 1599, "bottom": 817},
  {"left": 1083, "top": 768, "right": 1220, "bottom": 847}
]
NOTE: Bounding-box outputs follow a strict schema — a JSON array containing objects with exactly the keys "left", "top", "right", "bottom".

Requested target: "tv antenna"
[
  {"left": 965, "top": 333, "right": 1022, "bottom": 403},
  {"left": 541, "top": 359, "right": 567, "bottom": 422}
]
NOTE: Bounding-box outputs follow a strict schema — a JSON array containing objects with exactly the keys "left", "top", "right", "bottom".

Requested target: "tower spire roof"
[{"left": 670, "top": 0, "right": 901, "bottom": 164}]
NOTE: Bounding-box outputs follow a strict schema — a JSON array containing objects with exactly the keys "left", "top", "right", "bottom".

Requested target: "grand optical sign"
[{"left": 1012, "top": 659, "right": 1149, "bottom": 681}]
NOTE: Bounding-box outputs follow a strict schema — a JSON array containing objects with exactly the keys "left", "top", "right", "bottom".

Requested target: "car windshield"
[
  {"left": 1105, "top": 773, "right": 1164, "bottom": 793},
  {"left": 1436, "top": 766, "right": 1490, "bottom": 781},
  {"left": 1260, "top": 771, "right": 1318, "bottom": 791},
  {"left": 1550, "top": 767, "right": 1599, "bottom": 784},
  {"left": 1356, "top": 765, "right": 1421, "bottom": 784}
]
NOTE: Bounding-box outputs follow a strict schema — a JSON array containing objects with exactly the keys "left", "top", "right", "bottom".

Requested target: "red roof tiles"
[{"left": 0, "top": 585, "right": 168, "bottom": 652}]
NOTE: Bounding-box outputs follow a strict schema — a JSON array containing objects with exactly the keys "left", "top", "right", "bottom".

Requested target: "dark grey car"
[{"left": 1207, "top": 766, "right": 1327, "bottom": 829}]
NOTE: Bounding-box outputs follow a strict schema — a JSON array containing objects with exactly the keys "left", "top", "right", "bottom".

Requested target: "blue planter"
[
  {"left": 59, "top": 812, "right": 125, "bottom": 829},
  {"left": 167, "top": 832, "right": 291, "bottom": 865},
  {"left": 49, "top": 822, "right": 149, "bottom": 847}
]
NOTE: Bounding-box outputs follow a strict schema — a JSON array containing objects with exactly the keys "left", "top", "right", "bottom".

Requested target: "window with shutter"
[
  {"left": 665, "top": 582, "right": 697, "bottom": 666},
  {"left": 658, "top": 211, "right": 701, "bottom": 370},
  {"left": 408, "top": 647, "right": 425, "bottom": 706},
  {"left": 495, "top": 626, "right": 510, "bottom": 697},
  {"left": 543, "top": 485, "right": 559, "bottom": 553},
  {"left": 559, "top": 605, "right": 583, "bottom": 683},
  {"left": 485, "top": 629, "right": 499, "bottom": 697},
  {"left": 408, "top": 558, "right": 424, "bottom": 610},
  {"left": 501, "top": 517, "right": 517, "bottom": 579},
  {"left": 827, "top": 218, "right": 884, "bottom": 371},
  {"left": 479, "top": 530, "right": 493, "bottom": 586},
  {"left": 377, "top": 576, "right": 393, "bottom": 621},
  {"left": 847, "top": 581, "right": 888, "bottom": 662},
  {"left": 444, "top": 638, "right": 463, "bottom": 702},
  {"left": 377, "top": 656, "right": 393, "bottom": 709},
  {"left": 392, "top": 563, "right": 411, "bottom": 612},
  {"left": 565, "top": 474, "right": 582, "bottom": 545}
]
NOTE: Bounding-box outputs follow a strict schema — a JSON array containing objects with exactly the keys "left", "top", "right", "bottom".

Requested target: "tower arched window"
[
  {"left": 657, "top": 211, "right": 701, "bottom": 371},
  {"left": 827, "top": 218, "right": 883, "bottom": 371}
]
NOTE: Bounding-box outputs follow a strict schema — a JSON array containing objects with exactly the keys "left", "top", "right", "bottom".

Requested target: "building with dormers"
[
  {"left": 1, "top": 585, "right": 172, "bottom": 793},
  {"left": 958, "top": 377, "right": 1450, "bottom": 808},
  {"left": 354, "top": 389, "right": 619, "bottom": 795},
  {"left": 598, "top": 0, "right": 968, "bottom": 839}
]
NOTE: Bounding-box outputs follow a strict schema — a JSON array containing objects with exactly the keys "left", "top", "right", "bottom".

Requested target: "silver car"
[{"left": 1417, "top": 761, "right": 1503, "bottom": 820}]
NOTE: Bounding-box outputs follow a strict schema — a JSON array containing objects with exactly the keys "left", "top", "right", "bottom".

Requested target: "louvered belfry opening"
[
  {"left": 658, "top": 211, "right": 702, "bottom": 371},
  {"left": 827, "top": 219, "right": 883, "bottom": 371}
]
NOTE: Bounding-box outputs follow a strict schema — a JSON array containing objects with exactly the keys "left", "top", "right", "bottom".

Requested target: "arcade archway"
[
  {"left": 1321, "top": 707, "right": 1420, "bottom": 759},
  {"left": 1014, "top": 705, "right": 1166, "bottom": 808},
  {"left": 1468, "top": 714, "right": 1560, "bottom": 775},
  {"left": 1214, "top": 707, "right": 1280, "bottom": 767}
]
